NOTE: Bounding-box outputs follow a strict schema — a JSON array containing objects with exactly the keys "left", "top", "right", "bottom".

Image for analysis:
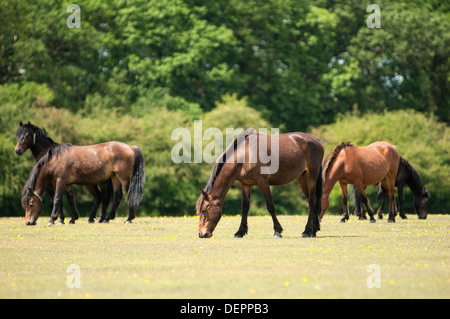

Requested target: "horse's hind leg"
[
  {"left": 354, "top": 183, "right": 376, "bottom": 223},
  {"left": 234, "top": 184, "right": 252, "bottom": 238},
  {"left": 258, "top": 179, "right": 283, "bottom": 238},
  {"left": 85, "top": 185, "right": 101, "bottom": 223},
  {"left": 297, "top": 171, "right": 320, "bottom": 237}
]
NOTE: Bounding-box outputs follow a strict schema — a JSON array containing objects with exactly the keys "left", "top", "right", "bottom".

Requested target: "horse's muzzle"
[
  {"left": 198, "top": 231, "right": 212, "bottom": 238},
  {"left": 15, "top": 147, "right": 24, "bottom": 155}
]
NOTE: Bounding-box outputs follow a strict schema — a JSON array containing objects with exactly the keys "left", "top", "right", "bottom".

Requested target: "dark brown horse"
[
  {"left": 352, "top": 156, "right": 429, "bottom": 220},
  {"left": 22, "top": 141, "right": 145, "bottom": 225},
  {"left": 320, "top": 141, "right": 400, "bottom": 223},
  {"left": 15, "top": 122, "right": 112, "bottom": 224},
  {"left": 196, "top": 129, "right": 324, "bottom": 238}
]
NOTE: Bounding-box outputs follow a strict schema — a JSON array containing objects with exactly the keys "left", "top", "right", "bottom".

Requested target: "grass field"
[{"left": 0, "top": 214, "right": 448, "bottom": 299}]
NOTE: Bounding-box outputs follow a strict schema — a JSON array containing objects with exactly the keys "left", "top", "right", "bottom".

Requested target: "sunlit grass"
[{"left": 0, "top": 215, "right": 448, "bottom": 298}]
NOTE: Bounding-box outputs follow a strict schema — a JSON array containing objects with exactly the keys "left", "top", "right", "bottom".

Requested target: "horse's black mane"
[
  {"left": 204, "top": 128, "right": 256, "bottom": 193},
  {"left": 401, "top": 157, "right": 430, "bottom": 198},
  {"left": 196, "top": 128, "right": 256, "bottom": 213},
  {"left": 322, "top": 141, "right": 353, "bottom": 178},
  {"left": 21, "top": 143, "right": 72, "bottom": 207}
]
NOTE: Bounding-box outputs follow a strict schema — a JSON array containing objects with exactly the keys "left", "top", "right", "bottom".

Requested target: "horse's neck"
[
  {"left": 405, "top": 176, "right": 425, "bottom": 198},
  {"left": 210, "top": 164, "right": 237, "bottom": 204},
  {"left": 31, "top": 138, "right": 58, "bottom": 161},
  {"left": 401, "top": 165, "right": 425, "bottom": 198},
  {"left": 34, "top": 166, "right": 49, "bottom": 196}
]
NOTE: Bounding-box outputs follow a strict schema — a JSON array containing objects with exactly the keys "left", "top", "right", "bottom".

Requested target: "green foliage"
[
  {"left": 310, "top": 110, "right": 450, "bottom": 214},
  {"left": 0, "top": 1, "right": 448, "bottom": 217}
]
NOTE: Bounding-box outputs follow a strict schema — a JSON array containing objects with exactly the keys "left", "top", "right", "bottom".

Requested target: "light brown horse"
[
  {"left": 22, "top": 142, "right": 145, "bottom": 225},
  {"left": 320, "top": 141, "right": 400, "bottom": 223},
  {"left": 196, "top": 129, "right": 324, "bottom": 238}
]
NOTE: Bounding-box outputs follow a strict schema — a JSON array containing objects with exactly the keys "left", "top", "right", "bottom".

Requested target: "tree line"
[{"left": 0, "top": 0, "right": 448, "bottom": 216}]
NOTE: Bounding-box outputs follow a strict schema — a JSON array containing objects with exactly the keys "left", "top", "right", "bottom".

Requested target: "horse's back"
[
  {"left": 365, "top": 141, "right": 400, "bottom": 169},
  {"left": 238, "top": 132, "right": 323, "bottom": 185},
  {"left": 344, "top": 141, "right": 399, "bottom": 184}
]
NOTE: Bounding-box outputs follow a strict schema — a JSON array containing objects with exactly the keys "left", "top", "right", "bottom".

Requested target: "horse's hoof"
[
  {"left": 388, "top": 219, "right": 396, "bottom": 223},
  {"left": 125, "top": 220, "right": 132, "bottom": 224},
  {"left": 400, "top": 215, "right": 407, "bottom": 220},
  {"left": 103, "top": 220, "right": 110, "bottom": 224},
  {"left": 88, "top": 219, "right": 95, "bottom": 224},
  {"left": 234, "top": 232, "right": 244, "bottom": 238},
  {"left": 273, "top": 232, "right": 282, "bottom": 238},
  {"left": 301, "top": 232, "right": 315, "bottom": 238},
  {"left": 370, "top": 219, "right": 376, "bottom": 223},
  {"left": 340, "top": 218, "right": 347, "bottom": 223}
]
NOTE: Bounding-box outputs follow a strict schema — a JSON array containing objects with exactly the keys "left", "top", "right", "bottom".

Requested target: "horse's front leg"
[
  {"left": 387, "top": 188, "right": 397, "bottom": 223},
  {"left": 397, "top": 183, "right": 407, "bottom": 219},
  {"left": 65, "top": 186, "right": 80, "bottom": 224},
  {"left": 354, "top": 183, "right": 376, "bottom": 223},
  {"left": 48, "top": 180, "right": 65, "bottom": 226},
  {"left": 234, "top": 184, "right": 251, "bottom": 238},
  {"left": 258, "top": 179, "right": 283, "bottom": 238},
  {"left": 339, "top": 181, "right": 349, "bottom": 223}
]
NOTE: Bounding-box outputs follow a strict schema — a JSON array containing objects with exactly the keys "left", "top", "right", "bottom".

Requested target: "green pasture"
[{"left": 0, "top": 214, "right": 448, "bottom": 299}]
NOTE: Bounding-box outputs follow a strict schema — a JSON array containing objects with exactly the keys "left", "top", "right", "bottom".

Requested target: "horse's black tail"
[
  {"left": 314, "top": 166, "right": 323, "bottom": 232},
  {"left": 376, "top": 183, "right": 387, "bottom": 203},
  {"left": 127, "top": 146, "right": 146, "bottom": 208}
]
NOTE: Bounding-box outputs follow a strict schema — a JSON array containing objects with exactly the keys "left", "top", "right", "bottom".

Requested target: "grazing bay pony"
[
  {"left": 320, "top": 141, "right": 400, "bottom": 223},
  {"left": 15, "top": 121, "right": 112, "bottom": 224},
  {"left": 196, "top": 129, "right": 324, "bottom": 238},
  {"left": 22, "top": 142, "right": 145, "bottom": 225},
  {"left": 352, "top": 156, "right": 429, "bottom": 220}
]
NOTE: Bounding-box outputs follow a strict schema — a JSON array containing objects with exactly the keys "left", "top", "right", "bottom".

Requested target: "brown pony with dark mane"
[
  {"left": 15, "top": 121, "right": 112, "bottom": 224},
  {"left": 196, "top": 129, "right": 324, "bottom": 238},
  {"left": 22, "top": 141, "right": 145, "bottom": 226},
  {"left": 320, "top": 141, "right": 400, "bottom": 223}
]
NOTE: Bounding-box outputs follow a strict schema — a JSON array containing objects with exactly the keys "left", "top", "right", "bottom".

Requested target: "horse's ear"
[
  {"left": 201, "top": 188, "right": 209, "bottom": 199},
  {"left": 20, "top": 121, "right": 23, "bottom": 126},
  {"left": 28, "top": 121, "right": 31, "bottom": 125}
]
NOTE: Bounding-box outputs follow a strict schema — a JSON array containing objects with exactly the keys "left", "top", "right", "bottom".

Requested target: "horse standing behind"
[
  {"left": 320, "top": 141, "right": 400, "bottom": 223},
  {"left": 352, "top": 156, "right": 429, "bottom": 220},
  {"left": 22, "top": 141, "right": 145, "bottom": 225}
]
